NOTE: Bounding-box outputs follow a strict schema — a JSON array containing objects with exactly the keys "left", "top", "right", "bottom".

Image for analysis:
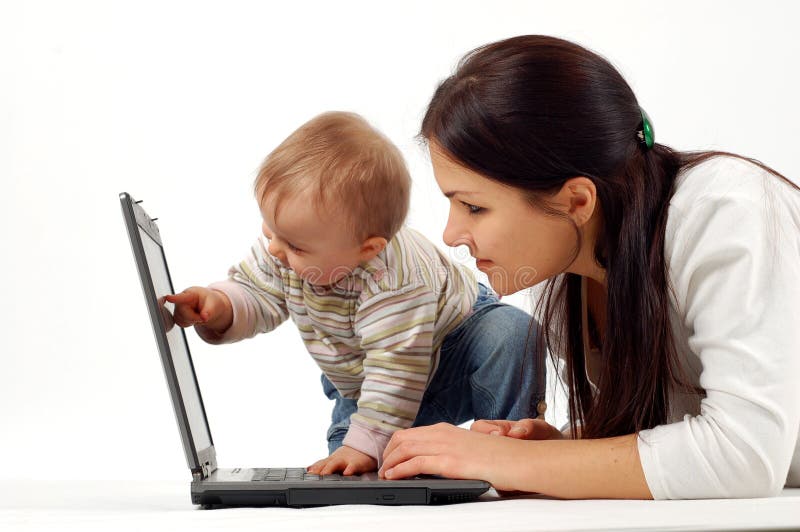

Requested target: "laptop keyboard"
[{"left": 251, "top": 468, "right": 378, "bottom": 482}]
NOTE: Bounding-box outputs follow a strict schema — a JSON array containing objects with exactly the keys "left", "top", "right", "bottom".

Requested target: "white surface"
[
  {"left": 1, "top": 482, "right": 799, "bottom": 532},
  {"left": 2, "top": 0, "right": 799, "bottom": 484}
]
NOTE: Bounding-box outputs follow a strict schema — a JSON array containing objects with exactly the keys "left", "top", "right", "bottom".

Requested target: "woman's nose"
[{"left": 442, "top": 209, "right": 467, "bottom": 248}]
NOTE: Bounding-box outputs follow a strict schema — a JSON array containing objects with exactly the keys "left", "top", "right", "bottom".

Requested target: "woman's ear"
[
  {"left": 359, "top": 236, "right": 388, "bottom": 262},
  {"left": 554, "top": 177, "right": 597, "bottom": 228}
]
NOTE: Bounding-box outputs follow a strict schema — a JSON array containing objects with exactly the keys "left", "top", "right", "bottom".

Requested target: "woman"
[{"left": 377, "top": 35, "right": 800, "bottom": 499}]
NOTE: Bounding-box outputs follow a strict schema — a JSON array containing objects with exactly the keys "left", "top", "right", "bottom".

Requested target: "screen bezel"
[{"left": 120, "top": 192, "right": 215, "bottom": 476}]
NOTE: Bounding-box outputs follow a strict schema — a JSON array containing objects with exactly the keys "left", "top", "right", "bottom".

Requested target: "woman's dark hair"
[{"left": 421, "top": 35, "right": 797, "bottom": 439}]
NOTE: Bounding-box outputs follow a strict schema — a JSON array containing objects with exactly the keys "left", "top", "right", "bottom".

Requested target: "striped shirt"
[{"left": 201, "top": 226, "right": 478, "bottom": 463}]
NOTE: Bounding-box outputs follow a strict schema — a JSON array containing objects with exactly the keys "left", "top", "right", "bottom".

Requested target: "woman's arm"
[
  {"left": 638, "top": 162, "right": 800, "bottom": 499},
  {"left": 379, "top": 422, "right": 652, "bottom": 499}
]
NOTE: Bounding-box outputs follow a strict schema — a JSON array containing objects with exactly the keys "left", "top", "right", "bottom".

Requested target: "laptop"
[{"left": 119, "top": 192, "right": 491, "bottom": 507}]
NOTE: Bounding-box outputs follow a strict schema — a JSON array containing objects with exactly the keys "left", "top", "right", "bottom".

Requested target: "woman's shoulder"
[
  {"left": 667, "top": 154, "right": 800, "bottom": 238},
  {"left": 664, "top": 154, "right": 800, "bottom": 295},
  {"left": 662, "top": 161, "right": 800, "bottom": 332},
  {"left": 672, "top": 154, "right": 797, "bottom": 207},
  {"left": 670, "top": 155, "right": 800, "bottom": 208}
]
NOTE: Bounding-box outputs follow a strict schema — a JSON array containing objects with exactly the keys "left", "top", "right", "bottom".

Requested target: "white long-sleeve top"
[{"left": 628, "top": 156, "right": 800, "bottom": 499}]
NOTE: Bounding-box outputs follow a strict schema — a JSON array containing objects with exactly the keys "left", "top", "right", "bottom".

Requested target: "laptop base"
[{"left": 191, "top": 468, "right": 488, "bottom": 507}]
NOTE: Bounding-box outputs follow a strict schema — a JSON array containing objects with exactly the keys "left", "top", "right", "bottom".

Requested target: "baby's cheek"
[{"left": 296, "top": 263, "right": 328, "bottom": 285}]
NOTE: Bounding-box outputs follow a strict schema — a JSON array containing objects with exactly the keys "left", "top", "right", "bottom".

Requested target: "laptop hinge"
[
  {"left": 192, "top": 461, "right": 213, "bottom": 482},
  {"left": 193, "top": 447, "right": 217, "bottom": 480}
]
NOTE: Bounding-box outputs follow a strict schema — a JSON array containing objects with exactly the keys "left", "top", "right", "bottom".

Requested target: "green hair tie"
[{"left": 637, "top": 107, "right": 655, "bottom": 149}]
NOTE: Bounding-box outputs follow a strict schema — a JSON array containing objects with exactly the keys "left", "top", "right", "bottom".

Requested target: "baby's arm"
[
  {"left": 171, "top": 236, "right": 290, "bottom": 344},
  {"left": 208, "top": 235, "right": 290, "bottom": 343},
  {"left": 165, "top": 286, "right": 233, "bottom": 337},
  {"left": 306, "top": 285, "right": 438, "bottom": 475},
  {"left": 345, "top": 285, "right": 439, "bottom": 466}
]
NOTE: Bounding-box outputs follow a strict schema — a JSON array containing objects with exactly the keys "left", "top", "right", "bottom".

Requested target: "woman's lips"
[{"left": 475, "top": 259, "right": 494, "bottom": 270}]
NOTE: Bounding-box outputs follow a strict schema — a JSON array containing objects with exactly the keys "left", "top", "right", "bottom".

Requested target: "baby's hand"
[
  {"left": 307, "top": 445, "right": 377, "bottom": 476},
  {"left": 164, "top": 287, "right": 233, "bottom": 334}
]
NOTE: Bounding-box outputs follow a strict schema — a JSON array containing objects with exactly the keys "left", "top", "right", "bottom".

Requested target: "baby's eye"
[
  {"left": 460, "top": 201, "right": 484, "bottom": 214},
  {"left": 287, "top": 242, "right": 304, "bottom": 253}
]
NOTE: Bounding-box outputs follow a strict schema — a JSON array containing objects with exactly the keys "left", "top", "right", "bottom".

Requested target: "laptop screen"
[{"left": 136, "top": 223, "right": 213, "bottom": 454}]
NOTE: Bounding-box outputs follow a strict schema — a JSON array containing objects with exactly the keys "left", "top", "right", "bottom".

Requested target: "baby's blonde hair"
[{"left": 254, "top": 111, "right": 411, "bottom": 241}]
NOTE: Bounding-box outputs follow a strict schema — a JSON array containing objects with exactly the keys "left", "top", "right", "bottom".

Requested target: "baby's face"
[{"left": 260, "top": 189, "right": 365, "bottom": 286}]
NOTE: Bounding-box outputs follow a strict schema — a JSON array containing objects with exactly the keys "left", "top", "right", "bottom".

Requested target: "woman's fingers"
[
  {"left": 506, "top": 419, "right": 537, "bottom": 438},
  {"left": 470, "top": 419, "right": 514, "bottom": 436},
  {"left": 521, "top": 418, "right": 563, "bottom": 440},
  {"left": 379, "top": 423, "right": 528, "bottom": 490},
  {"left": 381, "top": 427, "right": 427, "bottom": 477},
  {"left": 380, "top": 423, "right": 462, "bottom": 479},
  {"left": 470, "top": 419, "right": 531, "bottom": 438},
  {"left": 470, "top": 418, "right": 562, "bottom": 440},
  {"left": 381, "top": 424, "right": 435, "bottom": 464},
  {"left": 383, "top": 455, "right": 440, "bottom": 480}
]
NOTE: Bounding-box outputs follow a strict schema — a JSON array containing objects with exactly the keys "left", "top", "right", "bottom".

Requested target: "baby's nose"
[{"left": 267, "top": 239, "right": 286, "bottom": 262}]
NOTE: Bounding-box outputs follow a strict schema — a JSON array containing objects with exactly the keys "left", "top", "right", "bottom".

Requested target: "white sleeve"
[{"left": 637, "top": 189, "right": 800, "bottom": 499}]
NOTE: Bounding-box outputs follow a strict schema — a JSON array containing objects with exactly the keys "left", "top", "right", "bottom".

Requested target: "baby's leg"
[
  {"left": 320, "top": 374, "right": 358, "bottom": 454},
  {"left": 413, "top": 284, "right": 545, "bottom": 426}
]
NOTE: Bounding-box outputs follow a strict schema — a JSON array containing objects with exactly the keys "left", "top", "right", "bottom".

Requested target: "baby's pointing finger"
[{"left": 165, "top": 292, "right": 195, "bottom": 306}]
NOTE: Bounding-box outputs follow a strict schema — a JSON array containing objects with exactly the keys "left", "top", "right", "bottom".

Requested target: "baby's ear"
[{"left": 359, "top": 236, "right": 388, "bottom": 262}]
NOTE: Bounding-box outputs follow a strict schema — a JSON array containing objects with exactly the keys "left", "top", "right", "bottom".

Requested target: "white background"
[{"left": 2, "top": 0, "right": 799, "bottom": 482}]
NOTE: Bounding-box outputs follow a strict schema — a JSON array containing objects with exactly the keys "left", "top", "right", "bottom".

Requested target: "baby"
[{"left": 167, "top": 111, "right": 543, "bottom": 475}]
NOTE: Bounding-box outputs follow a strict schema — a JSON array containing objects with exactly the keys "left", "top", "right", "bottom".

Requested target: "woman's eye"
[
  {"left": 460, "top": 201, "right": 484, "bottom": 214},
  {"left": 287, "top": 243, "right": 303, "bottom": 253}
]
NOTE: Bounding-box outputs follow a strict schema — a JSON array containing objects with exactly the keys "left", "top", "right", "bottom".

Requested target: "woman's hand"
[
  {"left": 467, "top": 418, "right": 563, "bottom": 496},
  {"left": 470, "top": 418, "right": 563, "bottom": 441},
  {"left": 378, "top": 422, "right": 525, "bottom": 491}
]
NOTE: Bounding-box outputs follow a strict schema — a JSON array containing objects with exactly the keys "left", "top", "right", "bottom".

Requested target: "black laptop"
[{"left": 119, "top": 192, "right": 491, "bottom": 507}]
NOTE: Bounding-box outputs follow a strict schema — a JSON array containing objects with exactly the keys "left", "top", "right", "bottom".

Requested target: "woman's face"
[{"left": 430, "top": 144, "right": 583, "bottom": 296}]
